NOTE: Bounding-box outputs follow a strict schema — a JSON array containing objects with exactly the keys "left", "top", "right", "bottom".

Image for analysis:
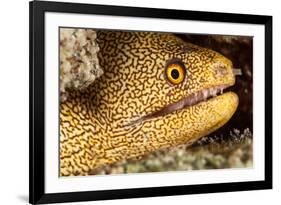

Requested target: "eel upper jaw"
[{"left": 126, "top": 84, "right": 232, "bottom": 126}]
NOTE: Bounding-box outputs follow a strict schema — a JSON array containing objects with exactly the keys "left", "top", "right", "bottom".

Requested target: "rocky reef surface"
[{"left": 59, "top": 28, "right": 103, "bottom": 101}]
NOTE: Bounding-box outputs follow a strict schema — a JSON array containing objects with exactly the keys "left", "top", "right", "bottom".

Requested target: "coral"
[{"left": 59, "top": 28, "right": 103, "bottom": 101}]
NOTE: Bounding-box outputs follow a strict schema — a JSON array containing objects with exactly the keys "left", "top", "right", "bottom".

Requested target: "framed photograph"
[{"left": 29, "top": 0, "right": 272, "bottom": 204}]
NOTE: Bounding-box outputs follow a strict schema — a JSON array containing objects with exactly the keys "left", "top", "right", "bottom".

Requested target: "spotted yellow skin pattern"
[{"left": 60, "top": 31, "right": 238, "bottom": 176}]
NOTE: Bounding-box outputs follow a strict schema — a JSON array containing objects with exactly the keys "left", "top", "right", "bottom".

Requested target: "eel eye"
[{"left": 165, "top": 61, "right": 186, "bottom": 85}]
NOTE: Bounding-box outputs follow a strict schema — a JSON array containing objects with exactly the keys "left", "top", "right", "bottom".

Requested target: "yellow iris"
[{"left": 166, "top": 63, "right": 186, "bottom": 85}]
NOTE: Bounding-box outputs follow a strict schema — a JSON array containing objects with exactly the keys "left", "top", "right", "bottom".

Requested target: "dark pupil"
[{"left": 171, "top": 69, "right": 179, "bottom": 79}]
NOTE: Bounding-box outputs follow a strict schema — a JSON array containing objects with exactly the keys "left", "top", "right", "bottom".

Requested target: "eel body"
[{"left": 60, "top": 31, "right": 238, "bottom": 176}]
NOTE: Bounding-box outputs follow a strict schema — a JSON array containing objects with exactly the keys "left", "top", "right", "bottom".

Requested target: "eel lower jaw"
[{"left": 126, "top": 84, "right": 233, "bottom": 126}]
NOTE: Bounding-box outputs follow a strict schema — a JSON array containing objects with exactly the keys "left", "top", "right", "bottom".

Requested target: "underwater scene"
[{"left": 59, "top": 28, "right": 253, "bottom": 176}]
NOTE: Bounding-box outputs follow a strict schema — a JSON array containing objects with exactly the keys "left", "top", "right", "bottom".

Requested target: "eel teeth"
[
  {"left": 203, "top": 90, "right": 208, "bottom": 101},
  {"left": 128, "top": 84, "right": 231, "bottom": 126},
  {"left": 220, "top": 88, "right": 224, "bottom": 95}
]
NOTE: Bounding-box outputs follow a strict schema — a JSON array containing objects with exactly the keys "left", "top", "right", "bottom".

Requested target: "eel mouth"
[{"left": 126, "top": 84, "right": 232, "bottom": 126}]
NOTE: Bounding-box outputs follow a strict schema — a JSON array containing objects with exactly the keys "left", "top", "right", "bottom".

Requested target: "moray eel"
[{"left": 60, "top": 31, "right": 238, "bottom": 176}]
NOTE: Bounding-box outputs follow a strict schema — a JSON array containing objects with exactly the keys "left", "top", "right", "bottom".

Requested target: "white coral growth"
[{"left": 60, "top": 28, "right": 103, "bottom": 101}]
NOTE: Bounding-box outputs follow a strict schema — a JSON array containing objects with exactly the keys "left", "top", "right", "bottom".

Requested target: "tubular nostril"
[{"left": 233, "top": 68, "right": 242, "bottom": 76}]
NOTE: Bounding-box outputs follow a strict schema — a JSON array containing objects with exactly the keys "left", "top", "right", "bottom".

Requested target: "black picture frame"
[{"left": 29, "top": 1, "right": 272, "bottom": 204}]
